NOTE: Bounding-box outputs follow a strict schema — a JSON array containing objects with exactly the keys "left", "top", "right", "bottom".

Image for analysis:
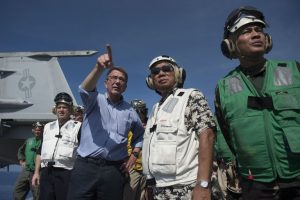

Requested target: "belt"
[
  {"left": 41, "top": 166, "right": 68, "bottom": 171},
  {"left": 78, "top": 155, "right": 124, "bottom": 167}
]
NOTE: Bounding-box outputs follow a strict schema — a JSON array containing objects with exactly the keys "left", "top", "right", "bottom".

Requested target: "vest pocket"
[
  {"left": 230, "top": 118, "right": 272, "bottom": 174},
  {"left": 58, "top": 146, "right": 74, "bottom": 158},
  {"left": 274, "top": 93, "right": 300, "bottom": 153},
  {"left": 273, "top": 93, "right": 299, "bottom": 110},
  {"left": 280, "top": 119, "right": 300, "bottom": 153},
  {"left": 151, "top": 140, "right": 177, "bottom": 176},
  {"left": 61, "top": 134, "right": 75, "bottom": 144}
]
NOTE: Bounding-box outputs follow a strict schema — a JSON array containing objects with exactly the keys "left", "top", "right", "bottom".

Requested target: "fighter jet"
[{"left": 0, "top": 50, "right": 97, "bottom": 167}]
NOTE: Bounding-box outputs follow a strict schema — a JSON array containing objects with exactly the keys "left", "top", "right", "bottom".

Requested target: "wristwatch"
[
  {"left": 131, "top": 151, "right": 139, "bottom": 158},
  {"left": 196, "top": 180, "right": 209, "bottom": 188}
]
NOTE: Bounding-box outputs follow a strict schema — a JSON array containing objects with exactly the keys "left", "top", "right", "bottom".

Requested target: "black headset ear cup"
[
  {"left": 221, "top": 39, "right": 237, "bottom": 59},
  {"left": 146, "top": 76, "right": 154, "bottom": 90},
  {"left": 265, "top": 33, "right": 272, "bottom": 54}
]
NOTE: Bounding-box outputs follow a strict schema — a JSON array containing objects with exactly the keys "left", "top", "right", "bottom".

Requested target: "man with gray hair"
[{"left": 67, "top": 49, "right": 144, "bottom": 200}]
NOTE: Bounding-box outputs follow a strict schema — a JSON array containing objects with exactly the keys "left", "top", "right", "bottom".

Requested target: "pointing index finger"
[{"left": 106, "top": 44, "right": 114, "bottom": 67}]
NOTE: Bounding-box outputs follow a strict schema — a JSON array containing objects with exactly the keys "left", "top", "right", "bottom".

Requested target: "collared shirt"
[{"left": 77, "top": 86, "right": 144, "bottom": 161}]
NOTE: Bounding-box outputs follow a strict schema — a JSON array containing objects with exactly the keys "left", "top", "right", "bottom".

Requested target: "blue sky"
[{"left": 1, "top": 0, "right": 299, "bottom": 111}]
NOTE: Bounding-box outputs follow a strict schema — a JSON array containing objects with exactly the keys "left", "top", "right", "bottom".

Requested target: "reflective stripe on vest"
[
  {"left": 229, "top": 76, "right": 243, "bottom": 94},
  {"left": 218, "top": 60, "right": 300, "bottom": 182},
  {"left": 274, "top": 67, "right": 292, "bottom": 86},
  {"left": 228, "top": 65, "right": 293, "bottom": 94}
]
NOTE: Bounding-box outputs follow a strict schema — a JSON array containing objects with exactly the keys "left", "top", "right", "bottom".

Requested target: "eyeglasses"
[
  {"left": 107, "top": 75, "right": 126, "bottom": 83},
  {"left": 150, "top": 65, "right": 174, "bottom": 75}
]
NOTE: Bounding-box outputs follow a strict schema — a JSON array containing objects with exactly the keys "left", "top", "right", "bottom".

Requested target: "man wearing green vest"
[
  {"left": 215, "top": 6, "right": 300, "bottom": 200},
  {"left": 13, "top": 122, "right": 43, "bottom": 200}
]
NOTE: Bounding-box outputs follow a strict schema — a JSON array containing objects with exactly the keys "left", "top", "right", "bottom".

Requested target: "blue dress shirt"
[{"left": 77, "top": 86, "right": 144, "bottom": 161}]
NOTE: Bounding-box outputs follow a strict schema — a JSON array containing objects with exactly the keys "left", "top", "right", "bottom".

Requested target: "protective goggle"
[
  {"left": 32, "top": 122, "right": 44, "bottom": 128},
  {"left": 132, "top": 103, "right": 146, "bottom": 110},
  {"left": 227, "top": 15, "right": 265, "bottom": 33},
  {"left": 74, "top": 105, "right": 85, "bottom": 112},
  {"left": 150, "top": 65, "right": 174, "bottom": 75},
  {"left": 224, "top": 6, "right": 265, "bottom": 37},
  {"left": 226, "top": 6, "right": 264, "bottom": 28},
  {"left": 54, "top": 92, "right": 73, "bottom": 105}
]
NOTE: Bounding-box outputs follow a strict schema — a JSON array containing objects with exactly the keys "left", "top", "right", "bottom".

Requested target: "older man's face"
[
  {"left": 151, "top": 62, "right": 176, "bottom": 93},
  {"left": 105, "top": 69, "right": 127, "bottom": 98}
]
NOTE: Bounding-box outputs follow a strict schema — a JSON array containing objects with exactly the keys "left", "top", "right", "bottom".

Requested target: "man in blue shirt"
[{"left": 67, "top": 51, "right": 144, "bottom": 200}]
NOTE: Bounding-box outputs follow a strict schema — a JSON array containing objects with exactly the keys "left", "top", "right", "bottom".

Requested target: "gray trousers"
[{"left": 13, "top": 168, "right": 39, "bottom": 200}]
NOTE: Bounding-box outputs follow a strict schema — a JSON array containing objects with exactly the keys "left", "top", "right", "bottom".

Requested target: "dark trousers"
[
  {"left": 67, "top": 156, "right": 126, "bottom": 200},
  {"left": 241, "top": 177, "right": 300, "bottom": 200},
  {"left": 39, "top": 167, "right": 71, "bottom": 200}
]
